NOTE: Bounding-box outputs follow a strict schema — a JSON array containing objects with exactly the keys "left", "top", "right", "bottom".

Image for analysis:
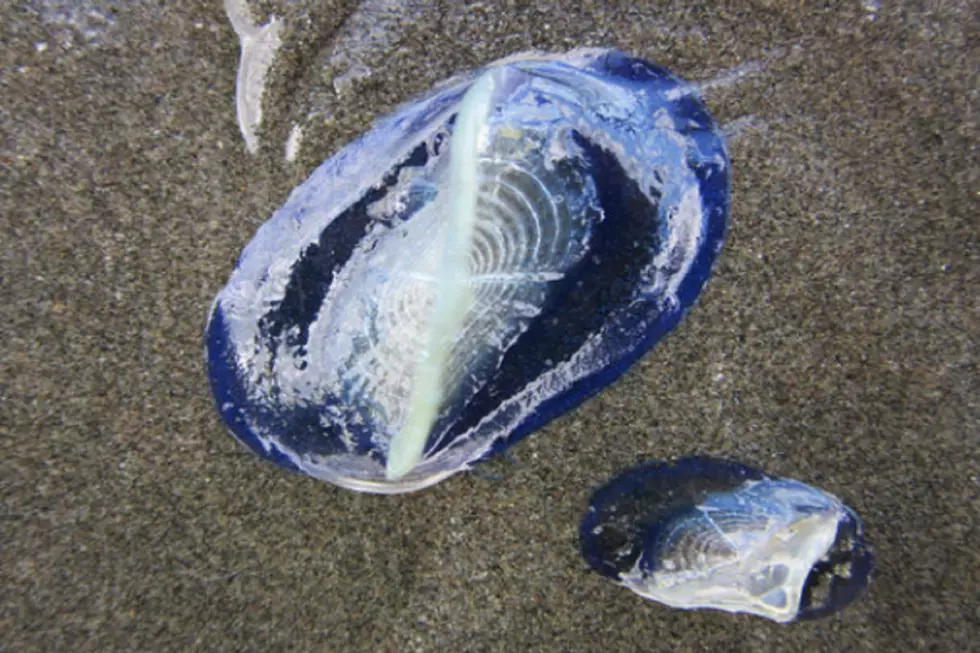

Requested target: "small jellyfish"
[{"left": 580, "top": 457, "right": 874, "bottom": 622}]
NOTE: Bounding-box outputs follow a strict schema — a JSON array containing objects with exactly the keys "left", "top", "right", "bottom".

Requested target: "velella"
[
  {"left": 579, "top": 457, "right": 875, "bottom": 623},
  {"left": 205, "top": 49, "right": 730, "bottom": 493}
]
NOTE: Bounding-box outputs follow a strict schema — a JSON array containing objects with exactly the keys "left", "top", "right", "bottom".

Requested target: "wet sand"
[{"left": 2, "top": 1, "right": 977, "bottom": 651}]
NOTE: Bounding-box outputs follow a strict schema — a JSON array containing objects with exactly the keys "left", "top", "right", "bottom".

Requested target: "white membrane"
[
  {"left": 620, "top": 480, "right": 845, "bottom": 623},
  {"left": 385, "top": 70, "right": 497, "bottom": 479}
]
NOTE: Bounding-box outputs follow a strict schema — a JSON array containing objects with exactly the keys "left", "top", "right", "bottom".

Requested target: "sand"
[{"left": 2, "top": 1, "right": 977, "bottom": 651}]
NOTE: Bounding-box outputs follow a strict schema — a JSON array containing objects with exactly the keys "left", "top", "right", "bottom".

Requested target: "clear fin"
[{"left": 385, "top": 69, "right": 499, "bottom": 480}]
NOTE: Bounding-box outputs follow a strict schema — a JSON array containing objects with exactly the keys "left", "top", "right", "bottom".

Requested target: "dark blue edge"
[
  {"left": 796, "top": 507, "right": 876, "bottom": 621},
  {"left": 206, "top": 307, "right": 302, "bottom": 472}
]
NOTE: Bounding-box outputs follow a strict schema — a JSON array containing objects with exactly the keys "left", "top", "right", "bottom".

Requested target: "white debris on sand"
[
  {"left": 324, "top": 0, "right": 437, "bottom": 97},
  {"left": 28, "top": 0, "right": 124, "bottom": 49},
  {"left": 284, "top": 122, "right": 304, "bottom": 163},
  {"left": 721, "top": 115, "right": 767, "bottom": 142},
  {"left": 224, "top": 0, "right": 283, "bottom": 154}
]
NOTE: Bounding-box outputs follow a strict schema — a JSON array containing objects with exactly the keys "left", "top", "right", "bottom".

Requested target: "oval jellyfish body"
[
  {"left": 205, "top": 49, "right": 730, "bottom": 493},
  {"left": 579, "top": 457, "right": 875, "bottom": 622}
]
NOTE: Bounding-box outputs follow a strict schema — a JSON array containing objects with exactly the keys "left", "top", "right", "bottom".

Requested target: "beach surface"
[{"left": 2, "top": 1, "right": 977, "bottom": 651}]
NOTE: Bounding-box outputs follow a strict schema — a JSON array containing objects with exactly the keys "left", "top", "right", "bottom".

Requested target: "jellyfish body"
[
  {"left": 580, "top": 457, "right": 875, "bottom": 622},
  {"left": 206, "top": 50, "right": 730, "bottom": 493}
]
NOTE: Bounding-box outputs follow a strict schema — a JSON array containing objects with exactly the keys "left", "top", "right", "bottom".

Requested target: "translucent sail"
[{"left": 386, "top": 70, "right": 496, "bottom": 479}]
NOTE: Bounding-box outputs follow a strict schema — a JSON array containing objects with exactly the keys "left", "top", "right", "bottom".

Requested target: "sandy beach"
[{"left": 2, "top": 1, "right": 977, "bottom": 651}]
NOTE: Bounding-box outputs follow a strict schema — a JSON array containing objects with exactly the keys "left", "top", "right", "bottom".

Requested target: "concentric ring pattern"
[{"left": 205, "top": 49, "right": 731, "bottom": 492}]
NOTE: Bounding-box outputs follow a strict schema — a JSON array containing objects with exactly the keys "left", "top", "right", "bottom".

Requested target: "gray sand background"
[{"left": 2, "top": 0, "right": 977, "bottom": 651}]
